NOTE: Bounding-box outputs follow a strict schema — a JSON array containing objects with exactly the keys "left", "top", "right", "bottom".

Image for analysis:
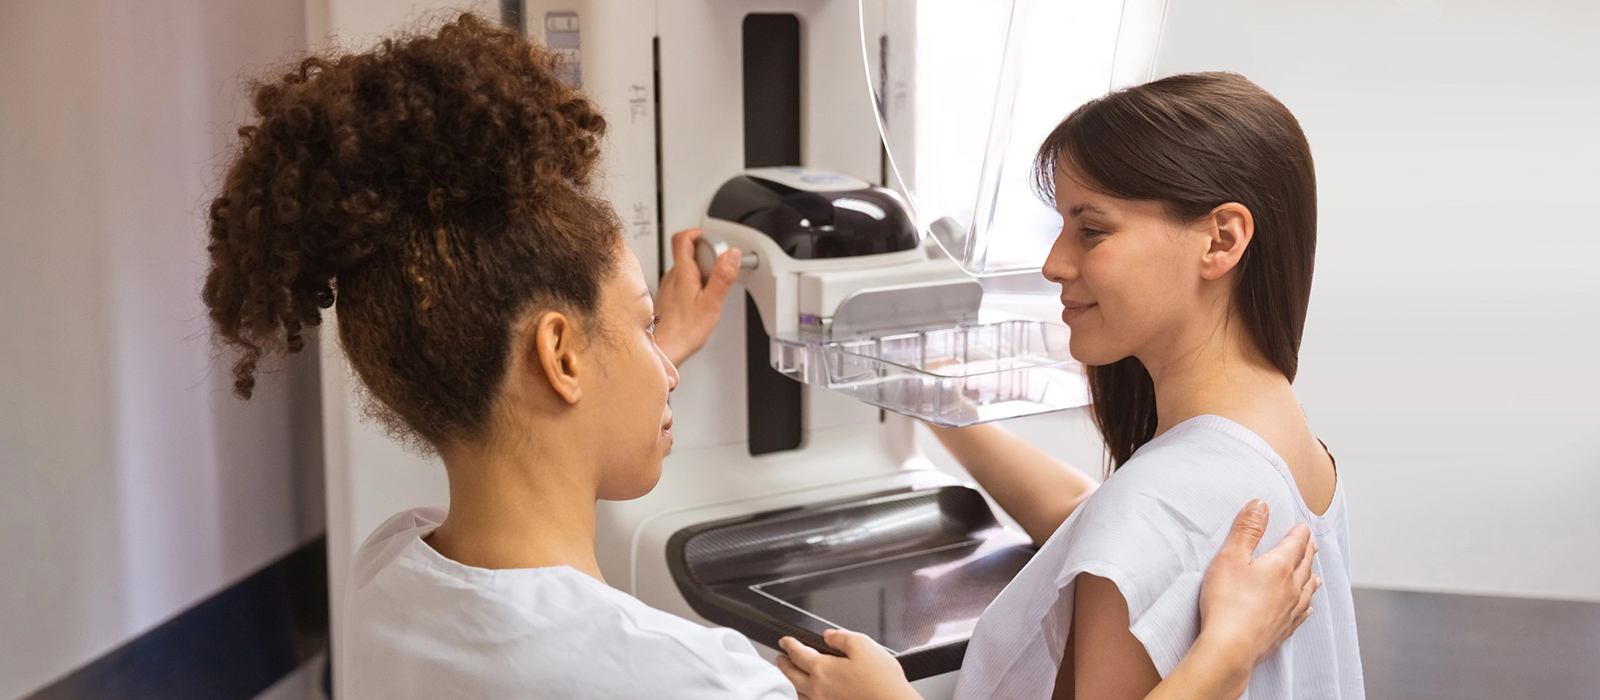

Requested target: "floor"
[
  {"left": 241, "top": 588, "right": 1600, "bottom": 700},
  {"left": 1355, "top": 588, "right": 1600, "bottom": 700}
]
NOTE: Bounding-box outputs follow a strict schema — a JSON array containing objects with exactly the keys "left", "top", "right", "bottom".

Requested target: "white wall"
[
  {"left": 1160, "top": 0, "right": 1600, "bottom": 602},
  {"left": 920, "top": 0, "right": 1600, "bottom": 602},
  {"left": 0, "top": 1, "right": 323, "bottom": 697}
]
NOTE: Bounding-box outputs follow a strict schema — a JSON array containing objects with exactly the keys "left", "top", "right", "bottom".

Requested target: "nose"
[
  {"left": 660, "top": 345, "right": 680, "bottom": 392},
  {"left": 1041, "top": 227, "right": 1079, "bottom": 285}
]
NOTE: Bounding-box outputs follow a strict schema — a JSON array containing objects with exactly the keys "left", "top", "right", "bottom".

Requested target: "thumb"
[
  {"left": 1220, "top": 499, "right": 1269, "bottom": 558},
  {"left": 701, "top": 248, "right": 739, "bottom": 303}
]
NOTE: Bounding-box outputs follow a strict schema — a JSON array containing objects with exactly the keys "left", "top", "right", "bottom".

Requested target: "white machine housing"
[{"left": 698, "top": 166, "right": 981, "bottom": 341}]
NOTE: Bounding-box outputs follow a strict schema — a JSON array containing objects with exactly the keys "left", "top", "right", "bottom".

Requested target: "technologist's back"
[{"left": 338, "top": 507, "right": 796, "bottom": 700}]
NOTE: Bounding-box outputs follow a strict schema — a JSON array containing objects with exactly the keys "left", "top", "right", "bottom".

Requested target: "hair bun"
[{"left": 204, "top": 13, "right": 621, "bottom": 451}]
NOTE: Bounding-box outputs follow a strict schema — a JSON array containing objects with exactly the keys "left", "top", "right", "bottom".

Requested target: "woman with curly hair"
[
  {"left": 204, "top": 14, "right": 758, "bottom": 697},
  {"left": 205, "top": 14, "right": 1319, "bottom": 700}
]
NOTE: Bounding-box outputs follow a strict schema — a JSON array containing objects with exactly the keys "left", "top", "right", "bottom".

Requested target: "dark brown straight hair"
[{"left": 1032, "top": 72, "right": 1318, "bottom": 469}]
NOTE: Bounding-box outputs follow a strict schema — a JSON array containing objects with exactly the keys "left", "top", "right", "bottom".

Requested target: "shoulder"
[
  {"left": 349, "top": 557, "right": 794, "bottom": 699},
  {"left": 511, "top": 572, "right": 797, "bottom": 699},
  {"left": 1036, "top": 420, "right": 1300, "bottom": 611},
  {"left": 1073, "top": 421, "right": 1292, "bottom": 539},
  {"left": 348, "top": 507, "right": 447, "bottom": 589}
]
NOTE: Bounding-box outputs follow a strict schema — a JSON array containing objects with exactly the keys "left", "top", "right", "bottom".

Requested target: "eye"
[
  {"left": 1081, "top": 226, "right": 1106, "bottom": 238},
  {"left": 647, "top": 315, "right": 661, "bottom": 334}
]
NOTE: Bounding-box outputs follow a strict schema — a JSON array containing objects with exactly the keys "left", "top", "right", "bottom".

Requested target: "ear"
[
  {"left": 1199, "top": 202, "right": 1254, "bottom": 281},
  {"left": 530, "top": 311, "right": 584, "bottom": 405}
]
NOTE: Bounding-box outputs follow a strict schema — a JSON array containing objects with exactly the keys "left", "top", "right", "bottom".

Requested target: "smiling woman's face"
[{"left": 1040, "top": 165, "right": 1209, "bottom": 367}]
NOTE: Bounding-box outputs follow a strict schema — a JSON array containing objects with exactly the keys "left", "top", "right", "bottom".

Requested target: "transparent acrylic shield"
[{"left": 859, "top": 0, "right": 1169, "bottom": 276}]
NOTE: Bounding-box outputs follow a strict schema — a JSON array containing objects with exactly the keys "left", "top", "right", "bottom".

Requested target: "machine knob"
[{"left": 694, "top": 234, "right": 759, "bottom": 283}]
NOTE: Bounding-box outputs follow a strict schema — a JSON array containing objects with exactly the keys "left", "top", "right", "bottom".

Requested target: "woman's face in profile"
[
  {"left": 586, "top": 244, "right": 681, "bottom": 501},
  {"left": 1041, "top": 164, "right": 1208, "bottom": 367}
]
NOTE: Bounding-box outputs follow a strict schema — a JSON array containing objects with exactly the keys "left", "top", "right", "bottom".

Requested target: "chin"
[
  {"left": 598, "top": 460, "right": 664, "bottom": 501},
  {"left": 1068, "top": 335, "right": 1108, "bottom": 366},
  {"left": 1068, "top": 336, "right": 1130, "bottom": 368}
]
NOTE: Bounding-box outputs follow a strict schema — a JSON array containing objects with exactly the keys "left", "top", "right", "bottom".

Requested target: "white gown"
[
  {"left": 339, "top": 507, "right": 796, "bottom": 700},
  {"left": 955, "top": 414, "right": 1364, "bottom": 700}
]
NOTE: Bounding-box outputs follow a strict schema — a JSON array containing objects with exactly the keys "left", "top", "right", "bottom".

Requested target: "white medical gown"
[
  {"left": 955, "top": 414, "right": 1364, "bottom": 700},
  {"left": 339, "top": 507, "right": 796, "bottom": 700}
]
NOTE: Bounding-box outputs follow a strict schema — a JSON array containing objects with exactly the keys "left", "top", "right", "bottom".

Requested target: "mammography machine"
[{"left": 320, "top": 0, "right": 1165, "bottom": 694}]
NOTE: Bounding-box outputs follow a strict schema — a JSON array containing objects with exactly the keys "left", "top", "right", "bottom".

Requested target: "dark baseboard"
[{"left": 24, "top": 537, "right": 328, "bottom": 700}]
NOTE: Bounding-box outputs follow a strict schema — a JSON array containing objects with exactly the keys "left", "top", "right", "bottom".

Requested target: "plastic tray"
[{"left": 771, "top": 320, "right": 1089, "bottom": 426}]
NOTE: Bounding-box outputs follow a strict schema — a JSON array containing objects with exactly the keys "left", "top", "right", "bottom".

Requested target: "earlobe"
[
  {"left": 533, "top": 312, "right": 584, "bottom": 404},
  {"left": 1200, "top": 203, "right": 1254, "bottom": 281}
]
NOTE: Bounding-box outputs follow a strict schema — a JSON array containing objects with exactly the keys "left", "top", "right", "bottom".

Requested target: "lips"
[
  {"left": 1060, "top": 300, "right": 1097, "bottom": 324},
  {"left": 1056, "top": 297, "right": 1094, "bottom": 319}
]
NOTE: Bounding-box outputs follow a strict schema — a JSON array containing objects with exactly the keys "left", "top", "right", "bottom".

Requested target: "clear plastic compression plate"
[
  {"left": 772, "top": 320, "right": 1089, "bottom": 427},
  {"left": 859, "top": 0, "right": 1168, "bottom": 276}
]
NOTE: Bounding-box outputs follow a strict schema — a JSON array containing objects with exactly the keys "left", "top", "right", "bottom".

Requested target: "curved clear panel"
[{"left": 860, "top": 0, "right": 1169, "bottom": 277}]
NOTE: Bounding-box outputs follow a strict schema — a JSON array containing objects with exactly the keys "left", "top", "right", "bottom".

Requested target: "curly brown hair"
[{"left": 203, "top": 13, "right": 621, "bottom": 448}]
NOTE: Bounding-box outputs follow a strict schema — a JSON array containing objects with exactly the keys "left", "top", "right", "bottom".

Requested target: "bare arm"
[{"left": 927, "top": 422, "right": 1098, "bottom": 545}]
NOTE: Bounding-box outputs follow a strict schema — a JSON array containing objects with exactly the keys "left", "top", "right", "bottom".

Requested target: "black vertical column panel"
[
  {"left": 653, "top": 36, "right": 666, "bottom": 281},
  {"left": 742, "top": 14, "right": 804, "bottom": 456},
  {"left": 500, "top": 0, "right": 525, "bottom": 34},
  {"left": 742, "top": 14, "right": 802, "bottom": 167}
]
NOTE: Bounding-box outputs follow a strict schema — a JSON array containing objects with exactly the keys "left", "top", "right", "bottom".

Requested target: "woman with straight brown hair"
[{"left": 778, "top": 72, "right": 1363, "bottom": 700}]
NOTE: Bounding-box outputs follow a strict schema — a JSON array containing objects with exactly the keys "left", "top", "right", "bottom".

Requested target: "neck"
[
  {"left": 1140, "top": 305, "right": 1299, "bottom": 439},
  {"left": 425, "top": 422, "right": 605, "bottom": 582}
]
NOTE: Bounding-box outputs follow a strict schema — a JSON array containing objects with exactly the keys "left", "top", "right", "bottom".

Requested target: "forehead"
[
  {"left": 1052, "top": 165, "right": 1114, "bottom": 214},
  {"left": 608, "top": 243, "right": 651, "bottom": 301}
]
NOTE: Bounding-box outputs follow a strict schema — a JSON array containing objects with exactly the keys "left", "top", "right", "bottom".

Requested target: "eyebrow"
[{"left": 1068, "top": 203, "right": 1109, "bottom": 218}]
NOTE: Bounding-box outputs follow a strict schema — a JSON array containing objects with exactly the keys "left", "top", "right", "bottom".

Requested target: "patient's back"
[{"left": 954, "top": 414, "right": 1364, "bottom": 700}]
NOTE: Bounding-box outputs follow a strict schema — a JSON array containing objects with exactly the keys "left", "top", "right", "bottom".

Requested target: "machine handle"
[{"left": 694, "top": 234, "right": 759, "bottom": 283}]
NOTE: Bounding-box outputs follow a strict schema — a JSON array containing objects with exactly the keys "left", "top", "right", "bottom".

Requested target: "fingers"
[
  {"left": 780, "top": 636, "right": 825, "bottom": 671},
  {"left": 1298, "top": 573, "right": 1321, "bottom": 615},
  {"left": 1294, "top": 605, "right": 1314, "bottom": 630},
  {"left": 1220, "top": 499, "right": 1270, "bottom": 558},
  {"left": 1287, "top": 571, "right": 1318, "bottom": 634},
  {"left": 670, "top": 228, "right": 703, "bottom": 267},
  {"left": 775, "top": 654, "right": 811, "bottom": 695},
  {"left": 1292, "top": 536, "right": 1318, "bottom": 588},
  {"left": 1258, "top": 522, "right": 1312, "bottom": 569},
  {"left": 822, "top": 628, "right": 869, "bottom": 656}
]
